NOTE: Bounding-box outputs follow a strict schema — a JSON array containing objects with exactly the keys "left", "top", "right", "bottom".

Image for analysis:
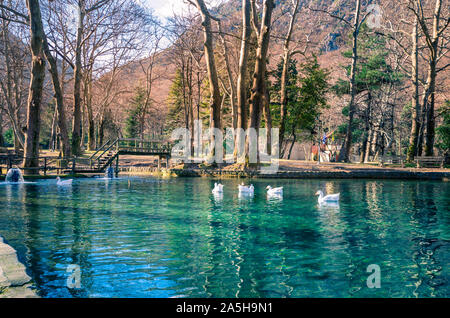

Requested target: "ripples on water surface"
[{"left": 0, "top": 177, "right": 448, "bottom": 298}]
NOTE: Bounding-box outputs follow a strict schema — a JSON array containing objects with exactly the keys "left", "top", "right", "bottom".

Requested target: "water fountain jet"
[
  {"left": 5, "top": 167, "right": 24, "bottom": 183},
  {"left": 105, "top": 166, "right": 115, "bottom": 179}
]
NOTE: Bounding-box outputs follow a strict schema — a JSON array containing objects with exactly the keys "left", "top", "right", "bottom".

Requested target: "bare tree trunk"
[
  {"left": 417, "top": 102, "right": 426, "bottom": 156},
  {"left": 23, "top": 0, "right": 46, "bottom": 175},
  {"left": 50, "top": 103, "right": 57, "bottom": 150},
  {"left": 245, "top": 0, "right": 275, "bottom": 166},
  {"left": 263, "top": 79, "right": 272, "bottom": 155},
  {"left": 360, "top": 93, "right": 372, "bottom": 163},
  {"left": 187, "top": 57, "right": 195, "bottom": 155},
  {"left": 371, "top": 131, "right": 379, "bottom": 160},
  {"left": 279, "top": 0, "right": 300, "bottom": 154},
  {"left": 288, "top": 129, "right": 297, "bottom": 160},
  {"left": 406, "top": 17, "right": 420, "bottom": 162},
  {"left": 279, "top": 50, "right": 290, "bottom": 155},
  {"left": 193, "top": 0, "right": 222, "bottom": 160},
  {"left": 98, "top": 113, "right": 105, "bottom": 147},
  {"left": 0, "top": 110, "right": 4, "bottom": 147},
  {"left": 424, "top": 4, "right": 440, "bottom": 156},
  {"left": 234, "top": 0, "right": 251, "bottom": 160},
  {"left": 85, "top": 75, "right": 95, "bottom": 151},
  {"left": 181, "top": 59, "right": 189, "bottom": 136},
  {"left": 218, "top": 21, "right": 237, "bottom": 129},
  {"left": 0, "top": 15, "right": 25, "bottom": 151},
  {"left": 413, "top": 0, "right": 446, "bottom": 156},
  {"left": 72, "top": 0, "right": 85, "bottom": 156},
  {"left": 42, "top": 36, "right": 71, "bottom": 158},
  {"left": 364, "top": 129, "right": 373, "bottom": 163},
  {"left": 338, "top": 0, "right": 362, "bottom": 162}
]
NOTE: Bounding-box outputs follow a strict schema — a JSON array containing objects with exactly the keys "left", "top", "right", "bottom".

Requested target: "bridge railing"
[{"left": 117, "top": 138, "right": 172, "bottom": 154}]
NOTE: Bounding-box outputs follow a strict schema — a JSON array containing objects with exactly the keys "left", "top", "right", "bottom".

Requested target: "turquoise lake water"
[{"left": 0, "top": 177, "right": 448, "bottom": 298}]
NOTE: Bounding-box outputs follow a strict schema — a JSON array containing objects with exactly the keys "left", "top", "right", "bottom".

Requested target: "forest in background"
[{"left": 0, "top": 0, "right": 448, "bottom": 172}]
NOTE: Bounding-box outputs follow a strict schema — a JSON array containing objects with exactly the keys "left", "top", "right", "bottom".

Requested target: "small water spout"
[
  {"left": 5, "top": 167, "right": 24, "bottom": 183},
  {"left": 105, "top": 166, "right": 115, "bottom": 179}
]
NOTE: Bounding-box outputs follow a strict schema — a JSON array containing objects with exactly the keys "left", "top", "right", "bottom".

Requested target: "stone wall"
[{"left": 0, "top": 236, "right": 38, "bottom": 298}]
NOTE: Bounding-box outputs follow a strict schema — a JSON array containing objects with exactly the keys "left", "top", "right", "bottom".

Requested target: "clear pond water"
[{"left": 0, "top": 177, "right": 448, "bottom": 298}]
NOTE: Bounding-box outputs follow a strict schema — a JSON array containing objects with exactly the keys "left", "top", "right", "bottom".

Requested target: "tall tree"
[
  {"left": 245, "top": 0, "right": 275, "bottom": 166},
  {"left": 0, "top": 1, "right": 28, "bottom": 152},
  {"left": 409, "top": 0, "right": 450, "bottom": 156},
  {"left": 42, "top": 35, "right": 70, "bottom": 158},
  {"left": 279, "top": 0, "right": 300, "bottom": 152},
  {"left": 286, "top": 56, "right": 330, "bottom": 159},
  {"left": 339, "top": 0, "right": 362, "bottom": 162},
  {"left": 71, "top": 0, "right": 86, "bottom": 156},
  {"left": 217, "top": 20, "right": 236, "bottom": 129},
  {"left": 71, "top": 0, "right": 110, "bottom": 155},
  {"left": 406, "top": 16, "right": 420, "bottom": 161},
  {"left": 191, "top": 0, "right": 222, "bottom": 160},
  {"left": 234, "top": 0, "right": 252, "bottom": 160},
  {"left": 23, "top": 0, "right": 46, "bottom": 174}
]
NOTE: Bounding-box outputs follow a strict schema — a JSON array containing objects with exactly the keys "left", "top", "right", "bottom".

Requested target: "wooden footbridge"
[
  {"left": 0, "top": 138, "right": 173, "bottom": 175},
  {"left": 71, "top": 138, "right": 173, "bottom": 174}
]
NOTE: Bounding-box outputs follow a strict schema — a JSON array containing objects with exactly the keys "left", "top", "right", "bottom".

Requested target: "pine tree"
[
  {"left": 436, "top": 101, "right": 450, "bottom": 156},
  {"left": 333, "top": 24, "right": 403, "bottom": 161},
  {"left": 125, "top": 86, "right": 146, "bottom": 139},
  {"left": 270, "top": 56, "right": 329, "bottom": 158},
  {"left": 165, "top": 70, "right": 185, "bottom": 134}
]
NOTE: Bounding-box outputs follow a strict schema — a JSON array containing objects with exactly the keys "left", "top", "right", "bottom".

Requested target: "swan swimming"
[
  {"left": 212, "top": 183, "right": 224, "bottom": 194},
  {"left": 315, "top": 190, "right": 340, "bottom": 203},
  {"left": 56, "top": 177, "right": 73, "bottom": 186},
  {"left": 238, "top": 183, "right": 254, "bottom": 194},
  {"left": 266, "top": 186, "right": 283, "bottom": 196}
]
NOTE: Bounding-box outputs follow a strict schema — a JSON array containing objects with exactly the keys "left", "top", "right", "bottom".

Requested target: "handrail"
[
  {"left": 95, "top": 138, "right": 119, "bottom": 168},
  {"left": 89, "top": 139, "right": 112, "bottom": 160},
  {"left": 118, "top": 138, "right": 169, "bottom": 143}
]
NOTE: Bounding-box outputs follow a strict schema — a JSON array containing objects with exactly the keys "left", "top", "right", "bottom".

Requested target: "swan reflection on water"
[
  {"left": 213, "top": 192, "right": 223, "bottom": 203},
  {"left": 317, "top": 200, "right": 340, "bottom": 213},
  {"left": 238, "top": 191, "right": 254, "bottom": 202},
  {"left": 267, "top": 193, "right": 283, "bottom": 202}
]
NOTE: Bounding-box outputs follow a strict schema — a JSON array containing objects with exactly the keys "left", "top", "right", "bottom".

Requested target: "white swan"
[
  {"left": 315, "top": 190, "right": 340, "bottom": 203},
  {"left": 238, "top": 183, "right": 254, "bottom": 194},
  {"left": 56, "top": 177, "right": 73, "bottom": 186},
  {"left": 266, "top": 185, "right": 283, "bottom": 196},
  {"left": 212, "top": 183, "right": 224, "bottom": 194}
]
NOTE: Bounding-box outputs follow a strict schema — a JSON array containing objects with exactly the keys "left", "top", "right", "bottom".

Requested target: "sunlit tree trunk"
[
  {"left": 234, "top": 0, "right": 251, "bottom": 160},
  {"left": 85, "top": 73, "right": 95, "bottom": 151},
  {"left": 360, "top": 92, "right": 372, "bottom": 163},
  {"left": 72, "top": 0, "right": 85, "bottom": 156},
  {"left": 411, "top": 0, "right": 447, "bottom": 156},
  {"left": 0, "top": 111, "right": 4, "bottom": 147},
  {"left": 218, "top": 21, "right": 237, "bottom": 129},
  {"left": 406, "top": 18, "right": 420, "bottom": 162},
  {"left": 245, "top": 0, "right": 275, "bottom": 166},
  {"left": 423, "top": 0, "right": 440, "bottom": 156},
  {"left": 263, "top": 79, "right": 272, "bottom": 155},
  {"left": 279, "top": 0, "right": 300, "bottom": 154},
  {"left": 0, "top": 14, "right": 25, "bottom": 151},
  {"left": 193, "top": 0, "right": 222, "bottom": 160},
  {"left": 23, "top": 0, "right": 46, "bottom": 174},
  {"left": 43, "top": 36, "right": 71, "bottom": 158},
  {"left": 338, "top": 0, "right": 362, "bottom": 162}
]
